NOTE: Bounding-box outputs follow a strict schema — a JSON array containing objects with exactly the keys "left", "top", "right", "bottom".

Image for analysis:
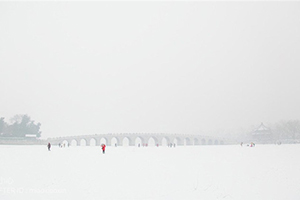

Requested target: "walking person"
[
  {"left": 47, "top": 143, "right": 51, "bottom": 151},
  {"left": 101, "top": 144, "right": 106, "bottom": 154}
]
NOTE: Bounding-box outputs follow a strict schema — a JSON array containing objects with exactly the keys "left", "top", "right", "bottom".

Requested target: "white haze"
[{"left": 0, "top": 2, "right": 300, "bottom": 138}]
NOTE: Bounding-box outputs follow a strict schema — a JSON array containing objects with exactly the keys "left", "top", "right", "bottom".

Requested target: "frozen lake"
[{"left": 1, "top": 144, "right": 300, "bottom": 200}]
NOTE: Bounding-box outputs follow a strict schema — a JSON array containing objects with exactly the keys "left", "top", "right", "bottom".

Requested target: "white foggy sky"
[{"left": 1, "top": 2, "right": 300, "bottom": 138}]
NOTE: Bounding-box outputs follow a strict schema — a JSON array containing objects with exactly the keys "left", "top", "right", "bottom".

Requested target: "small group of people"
[
  {"left": 249, "top": 142, "right": 256, "bottom": 147},
  {"left": 58, "top": 143, "right": 69, "bottom": 148},
  {"left": 168, "top": 143, "right": 176, "bottom": 147},
  {"left": 137, "top": 143, "right": 161, "bottom": 147},
  {"left": 47, "top": 142, "right": 107, "bottom": 154},
  {"left": 240, "top": 142, "right": 256, "bottom": 147}
]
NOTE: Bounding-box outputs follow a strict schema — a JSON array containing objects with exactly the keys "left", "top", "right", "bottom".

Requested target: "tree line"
[
  {"left": 0, "top": 115, "right": 41, "bottom": 138},
  {"left": 234, "top": 120, "right": 300, "bottom": 142},
  {"left": 270, "top": 120, "right": 300, "bottom": 140},
  {"left": 207, "top": 120, "right": 300, "bottom": 143}
]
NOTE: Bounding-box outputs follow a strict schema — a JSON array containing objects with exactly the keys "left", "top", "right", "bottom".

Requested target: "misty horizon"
[{"left": 1, "top": 2, "right": 300, "bottom": 139}]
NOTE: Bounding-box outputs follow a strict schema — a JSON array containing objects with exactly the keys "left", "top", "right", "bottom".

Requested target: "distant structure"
[
  {"left": 250, "top": 123, "right": 273, "bottom": 143},
  {"left": 47, "top": 133, "right": 228, "bottom": 147},
  {"left": 0, "top": 133, "right": 232, "bottom": 146},
  {"left": 25, "top": 134, "right": 37, "bottom": 139},
  {"left": 0, "top": 136, "right": 44, "bottom": 145}
]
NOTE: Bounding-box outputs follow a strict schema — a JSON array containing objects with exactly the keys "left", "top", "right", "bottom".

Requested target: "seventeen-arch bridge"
[{"left": 47, "top": 133, "right": 226, "bottom": 146}]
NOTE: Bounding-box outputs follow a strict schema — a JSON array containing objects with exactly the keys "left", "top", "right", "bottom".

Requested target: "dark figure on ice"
[
  {"left": 47, "top": 143, "right": 51, "bottom": 151},
  {"left": 101, "top": 144, "right": 106, "bottom": 154}
]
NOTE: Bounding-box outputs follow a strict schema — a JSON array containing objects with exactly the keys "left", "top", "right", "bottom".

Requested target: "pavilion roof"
[{"left": 252, "top": 123, "right": 271, "bottom": 135}]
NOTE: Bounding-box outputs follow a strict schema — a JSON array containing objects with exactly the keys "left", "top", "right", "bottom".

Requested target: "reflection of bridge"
[{"left": 47, "top": 133, "right": 226, "bottom": 146}]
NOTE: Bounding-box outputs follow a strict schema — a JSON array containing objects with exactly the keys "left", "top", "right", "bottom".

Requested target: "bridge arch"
[
  {"left": 58, "top": 140, "right": 69, "bottom": 147},
  {"left": 111, "top": 137, "right": 119, "bottom": 147},
  {"left": 134, "top": 136, "right": 144, "bottom": 147},
  {"left": 89, "top": 138, "right": 97, "bottom": 146},
  {"left": 208, "top": 139, "right": 213, "bottom": 145},
  {"left": 172, "top": 137, "right": 182, "bottom": 146},
  {"left": 161, "top": 137, "right": 170, "bottom": 146},
  {"left": 194, "top": 138, "right": 199, "bottom": 145},
  {"left": 201, "top": 139, "right": 206, "bottom": 145},
  {"left": 147, "top": 137, "right": 158, "bottom": 147},
  {"left": 184, "top": 137, "right": 192, "bottom": 146},
  {"left": 214, "top": 140, "right": 219, "bottom": 145},
  {"left": 80, "top": 138, "right": 87, "bottom": 146},
  {"left": 122, "top": 137, "right": 132, "bottom": 146},
  {"left": 71, "top": 139, "right": 79, "bottom": 146},
  {"left": 100, "top": 138, "right": 107, "bottom": 145}
]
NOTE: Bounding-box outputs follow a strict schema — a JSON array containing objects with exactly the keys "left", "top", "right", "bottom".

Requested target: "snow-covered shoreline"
[{"left": 1, "top": 144, "right": 300, "bottom": 200}]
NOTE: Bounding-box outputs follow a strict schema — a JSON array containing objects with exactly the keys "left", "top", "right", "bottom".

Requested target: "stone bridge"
[{"left": 47, "top": 133, "right": 226, "bottom": 146}]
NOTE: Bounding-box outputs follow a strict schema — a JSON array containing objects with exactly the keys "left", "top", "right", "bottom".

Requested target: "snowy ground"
[{"left": 1, "top": 144, "right": 300, "bottom": 200}]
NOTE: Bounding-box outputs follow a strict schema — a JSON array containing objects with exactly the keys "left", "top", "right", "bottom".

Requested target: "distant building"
[
  {"left": 25, "top": 134, "right": 37, "bottom": 139},
  {"left": 0, "top": 134, "right": 43, "bottom": 145},
  {"left": 250, "top": 123, "right": 273, "bottom": 143}
]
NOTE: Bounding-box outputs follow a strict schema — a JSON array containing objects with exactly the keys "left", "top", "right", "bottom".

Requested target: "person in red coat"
[{"left": 101, "top": 144, "right": 106, "bottom": 154}]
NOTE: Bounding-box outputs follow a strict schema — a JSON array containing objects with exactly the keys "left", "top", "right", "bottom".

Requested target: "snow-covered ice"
[{"left": 1, "top": 144, "right": 300, "bottom": 200}]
